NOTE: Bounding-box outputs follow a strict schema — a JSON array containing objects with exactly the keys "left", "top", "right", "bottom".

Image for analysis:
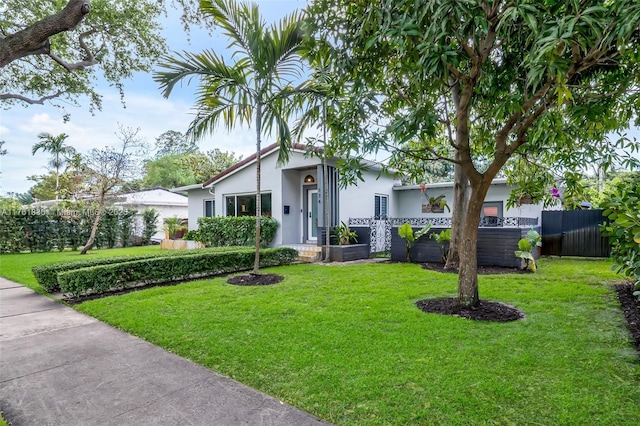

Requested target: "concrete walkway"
[{"left": 0, "top": 278, "right": 329, "bottom": 425}]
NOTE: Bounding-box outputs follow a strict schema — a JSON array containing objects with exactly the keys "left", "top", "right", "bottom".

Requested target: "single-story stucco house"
[{"left": 174, "top": 143, "right": 555, "bottom": 248}]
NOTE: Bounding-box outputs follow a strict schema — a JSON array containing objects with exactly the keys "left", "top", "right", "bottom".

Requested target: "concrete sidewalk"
[{"left": 0, "top": 278, "right": 329, "bottom": 425}]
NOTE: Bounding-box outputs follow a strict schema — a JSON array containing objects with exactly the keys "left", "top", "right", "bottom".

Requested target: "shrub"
[
  {"left": 398, "top": 223, "right": 432, "bottom": 262},
  {"left": 32, "top": 247, "right": 245, "bottom": 293},
  {"left": 119, "top": 209, "right": 137, "bottom": 247},
  {"left": 194, "top": 216, "right": 279, "bottom": 247},
  {"left": 514, "top": 229, "right": 542, "bottom": 272},
  {"left": 58, "top": 247, "right": 298, "bottom": 298},
  {"left": 141, "top": 208, "right": 159, "bottom": 245},
  {"left": 601, "top": 172, "right": 640, "bottom": 299}
]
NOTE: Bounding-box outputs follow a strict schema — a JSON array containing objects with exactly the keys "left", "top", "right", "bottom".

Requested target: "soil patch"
[
  {"left": 421, "top": 262, "right": 530, "bottom": 275},
  {"left": 416, "top": 298, "right": 526, "bottom": 322},
  {"left": 227, "top": 273, "right": 283, "bottom": 286},
  {"left": 615, "top": 283, "right": 640, "bottom": 357}
]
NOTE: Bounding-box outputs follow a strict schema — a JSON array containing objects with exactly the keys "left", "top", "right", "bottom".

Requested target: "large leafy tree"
[
  {"left": 141, "top": 154, "right": 198, "bottom": 189},
  {"left": 179, "top": 149, "right": 242, "bottom": 183},
  {"left": 155, "top": 0, "right": 308, "bottom": 274},
  {"left": 27, "top": 171, "right": 76, "bottom": 201},
  {"left": 308, "top": 0, "right": 640, "bottom": 307},
  {"left": 31, "top": 132, "right": 75, "bottom": 200},
  {"left": 154, "top": 130, "right": 198, "bottom": 158},
  {"left": 0, "top": 0, "right": 201, "bottom": 110}
]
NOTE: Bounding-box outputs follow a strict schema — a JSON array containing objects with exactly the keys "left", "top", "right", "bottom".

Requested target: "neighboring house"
[
  {"left": 31, "top": 188, "right": 188, "bottom": 241},
  {"left": 109, "top": 188, "right": 188, "bottom": 240},
  {"left": 173, "top": 143, "right": 400, "bottom": 246}
]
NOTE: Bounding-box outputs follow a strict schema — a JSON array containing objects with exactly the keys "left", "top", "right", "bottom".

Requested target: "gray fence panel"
[{"left": 541, "top": 210, "right": 610, "bottom": 257}]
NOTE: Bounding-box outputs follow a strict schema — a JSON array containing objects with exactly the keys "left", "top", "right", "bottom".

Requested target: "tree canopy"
[
  {"left": 0, "top": 0, "right": 202, "bottom": 111},
  {"left": 307, "top": 0, "right": 640, "bottom": 306}
]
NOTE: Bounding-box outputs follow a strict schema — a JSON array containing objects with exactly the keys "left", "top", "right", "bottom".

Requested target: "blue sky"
[{"left": 0, "top": 0, "right": 308, "bottom": 196}]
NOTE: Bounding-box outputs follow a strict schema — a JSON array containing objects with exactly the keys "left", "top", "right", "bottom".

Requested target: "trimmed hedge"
[
  {"left": 58, "top": 247, "right": 298, "bottom": 298},
  {"left": 0, "top": 207, "right": 139, "bottom": 253},
  {"left": 32, "top": 247, "right": 246, "bottom": 293},
  {"left": 192, "top": 216, "right": 279, "bottom": 247}
]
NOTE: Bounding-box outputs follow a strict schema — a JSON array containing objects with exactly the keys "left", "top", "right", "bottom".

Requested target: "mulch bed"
[
  {"left": 615, "top": 283, "right": 640, "bottom": 357},
  {"left": 420, "top": 262, "right": 530, "bottom": 275},
  {"left": 416, "top": 298, "right": 526, "bottom": 322},
  {"left": 227, "top": 273, "right": 284, "bottom": 286},
  {"left": 416, "top": 262, "right": 527, "bottom": 322}
]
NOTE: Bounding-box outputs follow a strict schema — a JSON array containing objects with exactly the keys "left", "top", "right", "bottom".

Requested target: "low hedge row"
[
  {"left": 32, "top": 247, "right": 245, "bottom": 293},
  {"left": 58, "top": 247, "right": 299, "bottom": 298}
]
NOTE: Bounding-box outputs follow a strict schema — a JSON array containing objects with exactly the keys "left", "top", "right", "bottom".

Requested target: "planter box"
[
  {"left": 391, "top": 227, "right": 540, "bottom": 268},
  {"left": 329, "top": 244, "right": 369, "bottom": 262},
  {"left": 161, "top": 239, "right": 205, "bottom": 250}
]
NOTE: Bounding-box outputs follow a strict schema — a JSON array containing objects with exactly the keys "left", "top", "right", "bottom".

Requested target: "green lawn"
[
  {"left": 0, "top": 246, "right": 163, "bottom": 293},
  {"left": 2, "top": 252, "right": 639, "bottom": 424}
]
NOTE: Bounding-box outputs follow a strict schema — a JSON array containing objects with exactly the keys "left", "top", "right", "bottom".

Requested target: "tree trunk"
[
  {"left": 445, "top": 160, "right": 468, "bottom": 270},
  {"left": 80, "top": 194, "right": 104, "bottom": 254},
  {"left": 253, "top": 104, "right": 262, "bottom": 274},
  {"left": 322, "top": 102, "right": 331, "bottom": 262},
  {"left": 457, "top": 181, "right": 491, "bottom": 307}
]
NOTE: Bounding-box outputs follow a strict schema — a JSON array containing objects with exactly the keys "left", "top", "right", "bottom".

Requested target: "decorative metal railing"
[{"left": 349, "top": 216, "right": 539, "bottom": 253}]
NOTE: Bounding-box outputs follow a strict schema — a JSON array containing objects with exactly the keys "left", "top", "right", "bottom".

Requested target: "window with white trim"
[
  {"left": 204, "top": 199, "right": 215, "bottom": 217},
  {"left": 374, "top": 194, "right": 388, "bottom": 219},
  {"left": 225, "top": 193, "right": 272, "bottom": 217}
]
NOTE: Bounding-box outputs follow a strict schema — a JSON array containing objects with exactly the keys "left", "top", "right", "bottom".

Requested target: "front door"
[{"left": 307, "top": 189, "right": 318, "bottom": 241}]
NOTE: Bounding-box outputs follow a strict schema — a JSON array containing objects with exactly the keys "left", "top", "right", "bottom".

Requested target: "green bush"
[
  {"left": 0, "top": 207, "right": 143, "bottom": 253},
  {"left": 58, "top": 247, "right": 298, "bottom": 298},
  {"left": 32, "top": 247, "right": 245, "bottom": 293},
  {"left": 601, "top": 172, "right": 640, "bottom": 298},
  {"left": 141, "top": 208, "right": 159, "bottom": 245},
  {"left": 194, "top": 216, "right": 279, "bottom": 247},
  {"left": 119, "top": 209, "right": 137, "bottom": 247}
]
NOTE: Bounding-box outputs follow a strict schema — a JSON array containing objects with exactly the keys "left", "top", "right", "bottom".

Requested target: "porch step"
[{"left": 282, "top": 244, "right": 323, "bottom": 263}]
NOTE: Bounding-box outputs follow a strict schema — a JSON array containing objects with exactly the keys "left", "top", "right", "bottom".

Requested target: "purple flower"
[{"left": 550, "top": 188, "right": 561, "bottom": 198}]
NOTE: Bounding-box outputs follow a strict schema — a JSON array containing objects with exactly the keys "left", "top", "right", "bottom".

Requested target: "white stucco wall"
[
  {"left": 394, "top": 181, "right": 552, "bottom": 223},
  {"left": 185, "top": 188, "right": 213, "bottom": 231},
  {"left": 339, "top": 168, "right": 399, "bottom": 221}
]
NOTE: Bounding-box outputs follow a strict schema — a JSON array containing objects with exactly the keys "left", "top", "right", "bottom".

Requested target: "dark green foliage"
[
  {"left": 118, "top": 209, "right": 137, "bottom": 247},
  {"left": 99, "top": 210, "right": 120, "bottom": 249},
  {"left": 0, "top": 212, "right": 27, "bottom": 253},
  {"left": 193, "top": 216, "right": 279, "bottom": 247},
  {"left": 58, "top": 247, "right": 298, "bottom": 298},
  {"left": 0, "top": 208, "right": 142, "bottom": 253},
  {"left": 601, "top": 172, "right": 640, "bottom": 298},
  {"left": 31, "top": 247, "right": 248, "bottom": 293},
  {"left": 141, "top": 208, "right": 159, "bottom": 245}
]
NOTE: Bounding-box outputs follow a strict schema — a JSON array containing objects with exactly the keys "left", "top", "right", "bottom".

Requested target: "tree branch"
[
  {"left": 48, "top": 28, "right": 98, "bottom": 71},
  {"left": 0, "top": 91, "right": 65, "bottom": 105},
  {"left": 0, "top": 0, "right": 91, "bottom": 68}
]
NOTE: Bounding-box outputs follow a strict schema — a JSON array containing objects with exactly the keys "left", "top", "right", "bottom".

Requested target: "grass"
[
  {"left": 2, "top": 252, "right": 639, "bottom": 424},
  {"left": 0, "top": 245, "right": 163, "bottom": 293}
]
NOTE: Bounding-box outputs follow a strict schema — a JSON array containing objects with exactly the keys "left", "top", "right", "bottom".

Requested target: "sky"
[
  {"left": 1, "top": 1, "right": 639, "bottom": 196},
  {"left": 0, "top": 0, "right": 308, "bottom": 196}
]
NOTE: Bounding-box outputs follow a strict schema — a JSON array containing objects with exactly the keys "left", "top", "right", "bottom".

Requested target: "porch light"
[{"left": 304, "top": 175, "right": 315, "bottom": 183}]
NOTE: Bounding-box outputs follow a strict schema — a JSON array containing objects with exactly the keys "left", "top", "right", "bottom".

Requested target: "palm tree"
[
  {"left": 32, "top": 132, "right": 74, "bottom": 200},
  {"left": 154, "top": 0, "right": 308, "bottom": 274},
  {"left": 292, "top": 46, "right": 336, "bottom": 261}
]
